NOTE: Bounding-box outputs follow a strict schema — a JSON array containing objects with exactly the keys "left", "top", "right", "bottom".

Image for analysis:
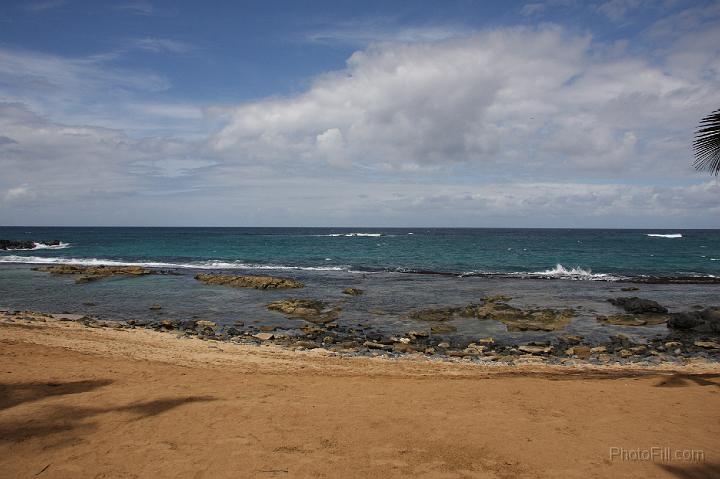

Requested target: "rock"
[
  {"left": 608, "top": 297, "right": 668, "bottom": 314},
  {"left": 406, "top": 330, "right": 429, "bottom": 340},
  {"left": 619, "top": 349, "right": 633, "bottom": 358},
  {"left": 363, "top": 340, "right": 391, "bottom": 351},
  {"left": 34, "top": 265, "right": 152, "bottom": 279},
  {"left": 225, "top": 327, "right": 242, "bottom": 336},
  {"left": 477, "top": 337, "right": 495, "bottom": 344},
  {"left": 75, "top": 275, "right": 103, "bottom": 284},
  {"left": 518, "top": 344, "right": 552, "bottom": 355},
  {"left": 149, "top": 304, "right": 162, "bottom": 310},
  {"left": 597, "top": 314, "right": 668, "bottom": 326},
  {"left": 664, "top": 341, "right": 682, "bottom": 348},
  {"left": 437, "top": 342, "right": 450, "bottom": 348},
  {"left": 482, "top": 294, "right": 512, "bottom": 302},
  {"left": 561, "top": 335, "right": 584, "bottom": 344},
  {"left": 253, "top": 332, "right": 274, "bottom": 341},
  {"left": 430, "top": 324, "right": 457, "bottom": 334},
  {"left": 196, "top": 320, "right": 217, "bottom": 330},
  {"left": 160, "top": 319, "right": 177, "bottom": 329},
  {"left": 342, "top": 287, "right": 363, "bottom": 296},
  {"left": 566, "top": 346, "right": 592, "bottom": 359},
  {"left": 694, "top": 341, "right": 720, "bottom": 349},
  {"left": 195, "top": 273, "right": 303, "bottom": 289},
  {"left": 259, "top": 325, "right": 276, "bottom": 332},
  {"left": 667, "top": 309, "right": 720, "bottom": 333},
  {"left": 620, "top": 287, "right": 639, "bottom": 291},
  {"left": 424, "top": 347, "right": 436, "bottom": 355},
  {"left": 0, "top": 239, "right": 61, "bottom": 250},
  {"left": 267, "top": 299, "right": 340, "bottom": 324},
  {"left": 393, "top": 343, "right": 416, "bottom": 353},
  {"left": 50, "top": 313, "right": 86, "bottom": 322},
  {"left": 590, "top": 346, "right": 607, "bottom": 353}
]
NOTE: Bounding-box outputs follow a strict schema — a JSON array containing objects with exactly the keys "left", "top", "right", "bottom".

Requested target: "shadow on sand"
[
  {"left": 657, "top": 462, "right": 720, "bottom": 479},
  {"left": 0, "top": 380, "right": 215, "bottom": 446}
]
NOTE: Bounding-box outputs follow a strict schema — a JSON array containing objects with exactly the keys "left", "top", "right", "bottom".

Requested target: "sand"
[{"left": 1, "top": 314, "right": 719, "bottom": 479}]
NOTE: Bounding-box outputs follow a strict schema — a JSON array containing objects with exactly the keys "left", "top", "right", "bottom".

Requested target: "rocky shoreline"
[{"left": 3, "top": 307, "right": 718, "bottom": 367}]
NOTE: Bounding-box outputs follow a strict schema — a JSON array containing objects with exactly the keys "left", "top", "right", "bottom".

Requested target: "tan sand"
[{"left": 1, "top": 314, "right": 718, "bottom": 479}]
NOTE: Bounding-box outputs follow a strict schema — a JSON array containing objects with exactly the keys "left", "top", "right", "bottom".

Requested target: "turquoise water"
[
  {"left": 1, "top": 227, "right": 719, "bottom": 343},
  {"left": 1, "top": 227, "right": 719, "bottom": 278}
]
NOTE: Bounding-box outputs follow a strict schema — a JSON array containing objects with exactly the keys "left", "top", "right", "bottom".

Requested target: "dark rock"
[
  {"left": 342, "top": 287, "right": 363, "bottom": 296},
  {"left": 34, "top": 265, "right": 153, "bottom": 281},
  {"left": 195, "top": 273, "right": 303, "bottom": 289},
  {"left": 149, "top": 304, "right": 162, "bottom": 310},
  {"left": 597, "top": 314, "right": 668, "bottom": 326},
  {"left": 667, "top": 312, "right": 704, "bottom": 330},
  {"left": 620, "top": 287, "right": 639, "bottom": 291},
  {"left": 267, "top": 299, "right": 340, "bottom": 324},
  {"left": 608, "top": 297, "right": 668, "bottom": 314}
]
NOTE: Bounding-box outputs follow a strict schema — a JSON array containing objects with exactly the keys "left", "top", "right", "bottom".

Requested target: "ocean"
[{"left": 1, "top": 227, "right": 719, "bottom": 345}]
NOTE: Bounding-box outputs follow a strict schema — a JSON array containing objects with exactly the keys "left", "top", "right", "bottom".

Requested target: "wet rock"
[
  {"left": 477, "top": 337, "right": 495, "bottom": 344},
  {"left": 590, "top": 346, "right": 607, "bottom": 354},
  {"left": 342, "top": 287, "right": 363, "bottom": 296},
  {"left": 608, "top": 297, "right": 668, "bottom": 314},
  {"left": 259, "top": 325, "right": 276, "bottom": 332},
  {"left": 597, "top": 314, "right": 668, "bottom": 326},
  {"left": 620, "top": 287, "right": 639, "bottom": 291},
  {"left": 667, "top": 309, "right": 720, "bottom": 333},
  {"left": 50, "top": 313, "right": 86, "bottom": 321},
  {"left": 392, "top": 343, "right": 416, "bottom": 353},
  {"left": 149, "top": 304, "right": 162, "bottom": 310},
  {"left": 195, "top": 273, "right": 303, "bottom": 289},
  {"left": 0, "top": 239, "right": 60, "bottom": 250},
  {"left": 482, "top": 294, "right": 512, "bottom": 302},
  {"left": 34, "top": 265, "right": 152, "bottom": 280},
  {"left": 160, "top": 319, "right": 178, "bottom": 329},
  {"left": 267, "top": 299, "right": 340, "bottom": 324},
  {"left": 406, "top": 330, "right": 429, "bottom": 340},
  {"left": 225, "top": 327, "right": 242, "bottom": 336},
  {"left": 430, "top": 324, "right": 457, "bottom": 334}
]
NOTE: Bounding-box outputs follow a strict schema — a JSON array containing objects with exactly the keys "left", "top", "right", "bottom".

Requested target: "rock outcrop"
[
  {"left": 607, "top": 297, "right": 668, "bottom": 314},
  {"left": 33, "top": 265, "right": 153, "bottom": 283},
  {"left": 195, "top": 273, "right": 304, "bottom": 289},
  {"left": 267, "top": 299, "right": 340, "bottom": 324},
  {"left": 0, "top": 239, "right": 60, "bottom": 250}
]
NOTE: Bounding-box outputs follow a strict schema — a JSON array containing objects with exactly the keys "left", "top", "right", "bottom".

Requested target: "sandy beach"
[{"left": 0, "top": 313, "right": 718, "bottom": 479}]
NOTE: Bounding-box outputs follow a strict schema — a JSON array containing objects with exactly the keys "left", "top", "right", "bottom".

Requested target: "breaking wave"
[
  {"left": 3, "top": 242, "right": 71, "bottom": 251},
  {"left": 316, "top": 233, "right": 385, "bottom": 237},
  {"left": 646, "top": 233, "right": 682, "bottom": 238},
  {"left": 0, "top": 255, "right": 349, "bottom": 272},
  {"left": 525, "top": 264, "right": 618, "bottom": 281}
]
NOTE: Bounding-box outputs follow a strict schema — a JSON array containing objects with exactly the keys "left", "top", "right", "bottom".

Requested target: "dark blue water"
[{"left": 1, "top": 227, "right": 719, "bottom": 278}]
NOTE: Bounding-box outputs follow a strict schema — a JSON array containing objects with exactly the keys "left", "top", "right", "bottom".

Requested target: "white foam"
[
  {"left": 315, "top": 233, "right": 384, "bottom": 237},
  {"left": 527, "top": 264, "right": 617, "bottom": 281},
  {"left": 0, "top": 255, "right": 350, "bottom": 272},
  {"left": 646, "top": 233, "right": 682, "bottom": 238},
  {"left": 3, "top": 242, "right": 71, "bottom": 251}
]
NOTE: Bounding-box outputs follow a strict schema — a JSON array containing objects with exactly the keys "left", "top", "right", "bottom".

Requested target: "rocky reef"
[
  {"left": 408, "top": 296, "right": 574, "bottom": 332},
  {"left": 194, "top": 273, "right": 304, "bottom": 289},
  {"left": 33, "top": 265, "right": 153, "bottom": 284},
  {"left": 0, "top": 239, "right": 61, "bottom": 250}
]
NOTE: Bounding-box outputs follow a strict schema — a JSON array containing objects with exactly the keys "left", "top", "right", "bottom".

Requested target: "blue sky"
[{"left": 0, "top": 0, "right": 719, "bottom": 226}]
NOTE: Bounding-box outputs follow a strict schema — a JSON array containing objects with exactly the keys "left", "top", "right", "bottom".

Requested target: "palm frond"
[{"left": 693, "top": 108, "right": 720, "bottom": 175}]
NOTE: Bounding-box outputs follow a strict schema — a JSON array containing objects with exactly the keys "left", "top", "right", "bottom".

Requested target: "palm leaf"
[{"left": 693, "top": 108, "right": 720, "bottom": 175}]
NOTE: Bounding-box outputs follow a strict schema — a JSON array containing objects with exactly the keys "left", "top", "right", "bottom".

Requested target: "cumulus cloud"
[
  {"left": 1, "top": 12, "right": 719, "bottom": 227},
  {"left": 213, "top": 25, "right": 719, "bottom": 182}
]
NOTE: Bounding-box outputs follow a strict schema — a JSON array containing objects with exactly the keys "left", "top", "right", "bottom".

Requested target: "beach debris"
[
  {"left": 195, "top": 273, "right": 304, "bottom": 289},
  {"left": 34, "top": 265, "right": 153, "bottom": 283},
  {"left": 342, "top": 287, "right": 363, "bottom": 295}
]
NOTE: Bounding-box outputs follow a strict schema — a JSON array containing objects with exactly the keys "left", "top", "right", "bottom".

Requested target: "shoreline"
[
  {"left": 1, "top": 310, "right": 718, "bottom": 478},
  {"left": 2, "top": 310, "right": 719, "bottom": 373}
]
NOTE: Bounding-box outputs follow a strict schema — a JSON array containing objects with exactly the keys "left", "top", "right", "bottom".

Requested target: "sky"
[{"left": 0, "top": 0, "right": 719, "bottom": 227}]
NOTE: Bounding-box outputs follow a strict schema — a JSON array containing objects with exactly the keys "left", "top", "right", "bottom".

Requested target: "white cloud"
[{"left": 213, "top": 25, "right": 719, "bottom": 181}]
